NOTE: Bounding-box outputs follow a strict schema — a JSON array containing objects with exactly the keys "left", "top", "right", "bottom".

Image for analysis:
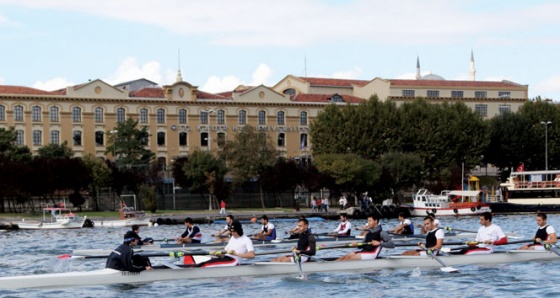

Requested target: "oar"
[
  {"left": 444, "top": 227, "right": 478, "bottom": 234},
  {"left": 293, "top": 251, "right": 306, "bottom": 279},
  {"left": 419, "top": 244, "right": 459, "bottom": 273},
  {"left": 536, "top": 239, "right": 560, "bottom": 257}
]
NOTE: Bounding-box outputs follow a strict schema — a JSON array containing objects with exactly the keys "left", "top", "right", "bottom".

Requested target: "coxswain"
[
  {"left": 272, "top": 218, "right": 316, "bottom": 262},
  {"left": 520, "top": 212, "right": 557, "bottom": 250},
  {"left": 402, "top": 216, "right": 443, "bottom": 256},
  {"left": 176, "top": 217, "right": 202, "bottom": 244},
  {"left": 105, "top": 231, "right": 153, "bottom": 272},
  {"left": 336, "top": 214, "right": 394, "bottom": 261}
]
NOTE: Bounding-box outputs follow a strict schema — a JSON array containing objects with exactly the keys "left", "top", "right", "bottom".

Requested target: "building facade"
[{"left": 0, "top": 61, "right": 529, "bottom": 166}]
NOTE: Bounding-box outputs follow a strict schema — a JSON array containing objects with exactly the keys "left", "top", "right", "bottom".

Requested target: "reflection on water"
[{"left": 0, "top": 214, "right": 559, "bottom": 297}]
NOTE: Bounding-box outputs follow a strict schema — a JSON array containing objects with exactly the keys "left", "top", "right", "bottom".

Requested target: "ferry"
[{"left": 402, "top": 189, "right": 491, "bottom": 217}]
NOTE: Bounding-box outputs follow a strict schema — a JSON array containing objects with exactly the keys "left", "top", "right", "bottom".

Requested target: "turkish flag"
[{"left": 516, "top": 163, "right": 525, "bottom": 172}]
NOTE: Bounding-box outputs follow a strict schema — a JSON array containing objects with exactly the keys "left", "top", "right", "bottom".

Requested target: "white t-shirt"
[
  {"left": 224, "top": 235, "right": 254, "bottom": 264},
  {"left": 261, "top": 222, "right": 275, "bottom": 233},
  {"left": 334, "top": 221, "right": 352, "bottom": 235},
  {"left": 433, "top": 228, "right": 445, "bottom": 239},
  {"left": 476, "top": 224, "right": 506, "bottom": 247},
  {"left": 401, "top": 218, "right": 412, "bottom": 226},
  {"left": 434, "top": 219, "right": 441, "bottom": 227}
]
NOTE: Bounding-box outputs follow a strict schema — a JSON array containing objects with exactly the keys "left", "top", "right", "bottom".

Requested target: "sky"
[{"left": 1, "top": 0, "right": 560, "bottom": 100}]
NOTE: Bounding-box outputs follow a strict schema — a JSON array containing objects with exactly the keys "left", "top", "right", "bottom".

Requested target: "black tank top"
[
  {"left": 425, "top": 228, "right": 440, "bottom": 248},
  {"left": 534, "top": 225, "right": 550, "bottom": 245}
]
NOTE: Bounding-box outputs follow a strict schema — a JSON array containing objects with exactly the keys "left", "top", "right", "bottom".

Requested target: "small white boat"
[
  {"left": 17, "top": 208, "right": 86, "bottom": 230},
  {"left": 0, "top": 250, "right": 557, "bottom": 289},
  {"left": 403, "top": 189, "right": 491, "bottom": 217},
  {"left": 93, "top": 207, "right": 151, "bottom": 228}
]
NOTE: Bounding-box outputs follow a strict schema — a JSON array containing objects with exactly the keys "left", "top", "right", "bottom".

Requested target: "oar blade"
[{"left": 440, "top": 267, "right": 459, "bottom": 273}]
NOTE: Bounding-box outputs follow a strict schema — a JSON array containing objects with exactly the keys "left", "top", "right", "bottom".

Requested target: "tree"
[
  {"left": 182, "top": 150, "right": 228, "bottom": 209},
  {"left": 106, "top": 118, "right": 155, "bottom": 167},
  {"left": 379, "top": 152, "right": 424, "bottom": 193},
  {"left": 83, "top": 153, "right": 112, "bottom": 211},
  {"left": 139, "top": 184, "right": 158, "bottom": 213},
  {"left": 37, "top": 141, "right": 74, "bottom": 159},
  {"left": 220, "top": 125, "right": 279, "bottom": 208}
]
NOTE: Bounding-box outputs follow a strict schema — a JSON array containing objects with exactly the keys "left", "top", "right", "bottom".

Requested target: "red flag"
[{"left": 516, "top": 163, "right": 525, "bottom": 172}]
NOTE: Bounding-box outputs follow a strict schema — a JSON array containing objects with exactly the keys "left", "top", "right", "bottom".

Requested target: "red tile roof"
[
  {"left": 388, "top": 79, "right": 525, "bottom": 88},
  {"left": 196, "top": 90, "right": 231, "bottom": 100},
  {"left": 129, "top": 87, "right": 165, "bottom": 98},
  {"left": 297, "top": 77, "right": 369, "bottom": 87},
  {"left": 0, "top": 85, "right": 54, "bottom": 95},
  {"left": 292, "top": 93, "right": 364, "bottom": 103}
]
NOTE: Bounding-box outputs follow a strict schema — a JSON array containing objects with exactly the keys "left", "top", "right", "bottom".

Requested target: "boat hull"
[
  {"left": 0, "top": 250, "right": 557, "bottom": 289},
  {"left": 490, "top": 202, "right": 560, "bottom": 213},
  {"left": 409, "top": 206, "right": 491, "bottom": 217},
  {"left": 17, "top": 217, "right": 86, "bottom": 230},
  {"left": 94, "top": 217, "right": 151, "bottom": 228}
]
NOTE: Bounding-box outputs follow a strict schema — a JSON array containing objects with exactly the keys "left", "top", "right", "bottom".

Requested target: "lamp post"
[{"left": 541, "top": 121, "right": 552, "bottom": 170}]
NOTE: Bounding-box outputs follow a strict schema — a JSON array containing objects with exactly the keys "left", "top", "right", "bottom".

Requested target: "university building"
[{"left": 0, "top": 56, "right": 529, "bottom": 166}]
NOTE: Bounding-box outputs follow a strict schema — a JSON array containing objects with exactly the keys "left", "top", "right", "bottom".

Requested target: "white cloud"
[
  {"left": 201, "top": 75, "right": 243, "bottom": 93},
  {"left": 534, "top": 76, "right": 560, "bottom": 100},
  {"left": 33, "top": 77, "right": 74, "bottom": 91},
  {"left": 104, "top": 57, "right": 163, "bottom": 85},
  {"left": 250, "top": 63, "right": 274, "bottom": 86}
]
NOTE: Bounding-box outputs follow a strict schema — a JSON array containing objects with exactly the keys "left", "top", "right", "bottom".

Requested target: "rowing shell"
[{"left": 0, "top": 250, "right": 557, "bottom": 289}]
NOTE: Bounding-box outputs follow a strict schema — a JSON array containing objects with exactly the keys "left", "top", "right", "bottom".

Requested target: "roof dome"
[{"left": 419, "top": 73, "right": 445, "bottom": 80}]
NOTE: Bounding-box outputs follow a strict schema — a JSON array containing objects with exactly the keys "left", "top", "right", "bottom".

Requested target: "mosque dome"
[{"left": 419, "top": 73, "right": 445, "bottom": 80}]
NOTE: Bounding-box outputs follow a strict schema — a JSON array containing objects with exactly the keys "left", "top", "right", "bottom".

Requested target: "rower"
[
  {"left": 402, "top": 216, "right": 443, "bottom": 256},
  {"left": 332, "top": 214, "right": 352, "bottom": 236},
  {"left": 455, "top": 211, "right": 508, "bottom": 255},
  {"left": 211, "top": 214, "right": 235, "bottom": 243},
  {"left": 196, "top": 220, "right": 255, "bottom": 267},
  {"left": 253, "top": 215, "right": 277, "bottom": 241},
  {"left": 287, "top": 215, "right": 312, "bottom": 239},
  {"left": 519, "top": 212, "right": 557, "bottom": 250},
  {"left": 272, "top": 218, "right": 316, "bottom": 262},
  {"left": 417, "top": 213, "right": 440, "bottom": 235},
  {"left": 393, "top": 212, "right": 414, "bottom": 235},
  {"left": 176, "top": 217, "right": 202, "bottom": 244},
  {"left": 130, "top": 224, "right": 154, "bottom": 245},
  {"left": 336, "top": 214, "right": 394, "bottom": 261},
  {"left": 105, "top": 231, "right": 153, "bottom": 272}
]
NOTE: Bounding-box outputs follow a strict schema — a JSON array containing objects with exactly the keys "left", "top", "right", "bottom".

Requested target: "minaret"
[
  {"left": 470, "top": 50, "right": 476, "bottom": 81},
  {"left": 415, "top": 56, "right": 421, "bottom": 80},
  {"left": 176, "top": 49, "right": 183, "bottom": 82}
]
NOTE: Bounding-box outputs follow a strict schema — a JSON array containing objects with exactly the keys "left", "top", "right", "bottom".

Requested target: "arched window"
[
  {"left": 300, "top": 111, "right": 308, "bottom": 126},
  {"left": 258, "top": 110, "right": 266, "bottom": 125},
  {"left": 278, "top": 133, "right": 285, "bottom": 147},
  {"left": 95, "top": 107, "right": 104, "bottom": 123},
  {"left": 217, "top": 110, "right": 225, "bottom": 125},
  {"left": 32, "top": 130, "right": 42, "bottom": 145},
  {"left": 73, "top": 131, "right": 82, "bottom": 146},
  {"left": 14, "top": 105, "right": 24, "bottom": 121},
  {"left": 200, "top": 111, "right": 209, "bottom": 124},
  {"left": 139, "top": 108, "right": 149, "bottom": 123},
  {"left": 283, "top": 88, "right": 296, "bottom": 96},
  {"left": 50, "top": 106, "right": 59, "bottom": 122},
  {"left": 277, "top": 111, "right": 285, "bottom": 125},
  {"left": 15, "top": 130, "right": 24, "bottom": 145},
  {"left": 179, "top": 132, "right": 188, "bottom": 146},
  {"left": 32, "top": 106, "right": 41, "bottom": 122},
  {"left": 300, "top": 133, "right": 308, "bottom": 149},
  {"left": 0, "top": 105, "right": 5, "bottom": 121},
  {"left": 50, "top": 130, "right": 60, "bottom": 145},
  {"left": 157, "top": 108, "right": 165, "bottom": 124},
  {"left": 179, "top": 109, "right": 187, "bottom": 124},
  {"left": 201, "top": 132, "right": 209, "bottom": 147},
  {"left": 95, "top": 131, "right": 104, "bottom": 146},
  {"left": 238, "top": 110, "right": 247, "bottom": 125},
  {"left": 116, "top": 108, "right": 126, "bottom": 123},
  {"left": 72, "top": 107, "right": 82, "bottom": 122}
]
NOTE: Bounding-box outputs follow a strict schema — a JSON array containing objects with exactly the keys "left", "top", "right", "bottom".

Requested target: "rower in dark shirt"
[{"left": 272, "top": 218, "right": 316, "bottom": 262}]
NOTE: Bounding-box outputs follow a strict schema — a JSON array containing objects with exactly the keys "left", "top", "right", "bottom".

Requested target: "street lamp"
[
  {"left": 540, "top": 121, "right": 552, "bottom": 170},
  {"left": 110, "top": 130, "right": 118, "bottom": 159}
]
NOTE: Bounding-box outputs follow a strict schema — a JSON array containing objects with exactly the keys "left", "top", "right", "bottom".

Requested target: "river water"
[{"left": 0, "top": 213, "right": 559, "bottom": 298}]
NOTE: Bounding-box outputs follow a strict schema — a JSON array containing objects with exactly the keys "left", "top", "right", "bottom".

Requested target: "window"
[
  {"left": 499, "top": 104, "right": 511, "bottom": 115},
  {"left": 283, "top": 88, "right": 296, "bottom": 96},
  {"left": 402, "top": 90, "right": 415, "bottom": 97},
  {"left": 157, "top": 108, "right": 165, "bottom": 124},
  {"left": 331, "top": 94, "right": 343, "bottom": 102},
  {"left": 15, "top": 130, "right": 24, "bottom": 145},
  {"left": 179, "top": 132, "right": 188, "bottom": 146},
  {"left": 217, "top": 110, "right": 225, "bottom": 125},
  {"left": 278, "top": 133, "right": 286, "bottom": 147},
  {"left": 116, "top": 108, "right": 125, "bottom": 123},
  {"left": 451, "top": 91, "right": 464, "bottom": 98},
  {"left": 32, "top": 130, "right": 42, "bottom": 146},
  {"left": 14, "top": 105, "right": 23, "bottom": 121},
  {"left": 72, "top": 107, "right": 82, "bottom": 122},
  {"left": 499, "top": 91, "right": 511, "bottom": 98},
  {"left": 139, "top": 108, "right": 148, "bottom": 123},
  {"left": 427, "top": 90, "right": 439, "bottom": 98},
  {"left": 217, "top": 132, "right": 226, "bottom": 148},
  {"left": 178, "top": 109, "right": 187, "bottom": 124},
  {"left": 200, "top": 111, "right": 209, "bottom": 124},
  {"left": 0, "top": 105, "right": 5, "bottom": 121},
  {"left": 277, "top": 111, "right": 285, "bottom": 125},
  {"left": 73, "top": 131, "right": 82, "bottom": 146},
  {"left": 238, "top": 110, "right": 247, "bottom": 125},
  {"left": 475, "top": 104, "right": 488, "bottom": 117},
  {"left": 157, "top": 132, "right": 166, "bottom": 146},
  {"left": 95, "top": 107, "right": 104, "bottom": 123},
  {"left": 201, "top": 132, "right": 209, "bottom": 147},
  {"left": 95, "top": 131, "right": 104, "bottom": 146},
  {"left": 50, "top": 130, "right": 60, "bottom": 145},
  {"left": 258, "top": 110, "right": 266, "bottom": 125},
  {"left": 300, "top": 133, "right": 308, "bottom": 149},
  {"left": 32, "top": 106, "right": 41, "bottom": 122},
  {"left": 475, "top": 91, "right": 487, "bottom": 98},
  {"left": 49, "top": 106, "right": 59, "bottom": 122},
  {"left": 300, "top": 111, "right": 308, "bottom": 126}
]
